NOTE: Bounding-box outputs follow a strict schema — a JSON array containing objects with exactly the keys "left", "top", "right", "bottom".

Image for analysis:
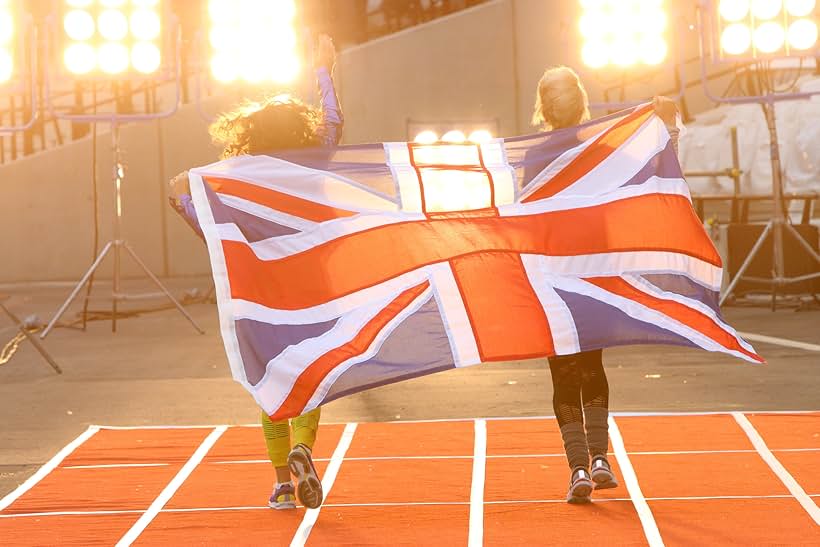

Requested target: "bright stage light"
[
  {"left": 578, "top": 0, "right": 669, "bottom": 68},
  {"left": 721, "top": 23, "right": 753, "bottom": 54},
  {"left": 785, "top": 0, "right": 816, "bottom": 16},
  {"left": 64, "top": 10, "right": 95, "bottom": 41},
  {"left": 414, "top": 130, "right": 438, "bottom": 144},
  {"left": 441, "top": 130, "right": 466, "bottom": 143},
  {"left": 468, "top": 129, "right": 493, "bottom": 143},
  {"left": 64, "top": 42, "right": 96, "bottom": 74},
  {"left": 98, "top": 42, "right": 129, "bottom": 74},
  {"left": 0, "top": 8, "right": 13, "bottom": 45},
  {"left": 131, "top": 41, "right": 160, "bottom": 73},
  {"left": 0, "top": 47, "right": 12, "bottom": 83},
  {"left": 787, "top": 18, "right": 818, "bottom": 48},
  {"left": 130, "top": 9, "right": 160, "bottom": 41},
  {"left": 720, "top": 0, "right": 750, "bottom": 21},
  {"left": 754, "top": 21, "right": 786, "bottom": 52},
  {"left": 717, "top": 0, "right": 816, "bottom": 58},
  {"left": 207, "top": 0, "right": 300, "bottom": 85},
  {"left": 751, "top": 0, "right": 783, "bottom": 20},
  {"left": 60, "top": 0, "right": 165, "bottom": 77}
]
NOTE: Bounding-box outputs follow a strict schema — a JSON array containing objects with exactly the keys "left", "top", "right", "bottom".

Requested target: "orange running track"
[{"left": 1, "top": 412, "right": 818, "bottom": 546}]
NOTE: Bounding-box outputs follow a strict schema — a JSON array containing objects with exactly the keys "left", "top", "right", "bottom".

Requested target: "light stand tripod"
[
  {"left": 718, "top": 97, "right": 820, "bottom": 308},
  {"left": 39, "top": 17, "right": 203, "bottom": 338},
  {"left": 40, "top": 123, "right": 204, "bottom": 337},
  {"left": 696, "top": 3, "right": 820, "bottom": 309}
]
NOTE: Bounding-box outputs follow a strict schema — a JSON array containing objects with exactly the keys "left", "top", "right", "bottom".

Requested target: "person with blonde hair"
[
  {"left": 532, "top": 65, "right": 679, "bottom": 504},
  {"left": 169, "top": 35, "right": 342, "bottom": 511}
]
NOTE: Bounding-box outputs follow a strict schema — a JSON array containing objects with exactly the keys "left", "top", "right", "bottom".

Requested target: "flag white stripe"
[
  {"left": 215, "top": 193, "right": 317, "bottom": 232},
  {"left": 252, "top": 295, "right": 403, "bottom": 415},
  {"left": 551, "top": 276, "right": 757, "bottom": 362},
  {"left": 553, "top": 116, "right": 670, "bottom": 199},
  {"left": 230, "top": 267, "right": 432, "bottom": 325},
  {"left": 522, "top": 252, "right": 722, "bottom": 292},
  {"left": 625, "top": 275, "right": 758, "bottom": 357},
  {"left": 189, "top": 173, "right": 247, "bottom": 385},
  {"left": 520, "top": 255, "right": 580, "bottom": 354},
  {"left": 302, "top": 288, "right": 435, "bottom": 414},
  {"left": 214, "top": 210, "right": 424, "bottom": 261},
  {"left": 428, "top": 262, "right": 481, "bottom": 367},
  {"left": 192, "top": 154, "right": 399, "bottom": 213},
  {"left": 519, "top": 118, "right": 617, "bottom": 199},
  {"left": 503, "top": 176, "right": 691, "bottom": 218}
]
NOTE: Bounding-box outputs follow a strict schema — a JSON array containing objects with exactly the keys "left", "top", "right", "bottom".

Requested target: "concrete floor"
[{"left": 1, "top": 277, "right": 818, "bottom": 497}]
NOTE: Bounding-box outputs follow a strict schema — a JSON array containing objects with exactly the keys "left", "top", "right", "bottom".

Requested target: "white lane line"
[
  {"left": 733, "top": 412, "right": 820, "bottom": 525},
  {"left": 8, "top": 493, "right": 820, "bottom": 520},
  {"left": 610, "top": 417, "right": 665, "bottom": 547},
  {"left": 737, "top": 332, "right": 820, "bottom": 352},
  {"left": 64, "top": 463, "right": 170, "bottom": 470},
  {"left": 115, "top": 426, "right": 227, "bottom": 547},
  {"left": 469, "top": 419, "right": 487, "bottom": 547},
  {"left": 0, "top": 426, "right": 100, "bottom": 511},
  {"left": 290, "top": 423, "right": 357, "bottom": 547}
]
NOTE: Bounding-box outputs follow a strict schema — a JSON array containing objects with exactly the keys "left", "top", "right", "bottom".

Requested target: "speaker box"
[{"left": 727, "top": 223, "right": 820, "bottom": 295}]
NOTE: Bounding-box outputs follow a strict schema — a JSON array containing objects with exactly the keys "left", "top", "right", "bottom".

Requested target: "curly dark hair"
[{"left": 209, "top": 94, "right": 322, "bottom": 159}]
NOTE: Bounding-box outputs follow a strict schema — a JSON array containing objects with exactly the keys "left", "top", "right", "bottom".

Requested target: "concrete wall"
[{"left": 1, "top": 0, "right": 764, "bottom": 283}]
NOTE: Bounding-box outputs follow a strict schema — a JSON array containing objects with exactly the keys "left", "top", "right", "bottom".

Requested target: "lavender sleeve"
[
  {"left": 315, "top": 67, "right": 344, "bottom": 146},
  {"left": 169, "top": 194, "right": 204, "bottom": 240}
]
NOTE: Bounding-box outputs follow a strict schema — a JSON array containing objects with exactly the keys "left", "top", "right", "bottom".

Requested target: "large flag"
[{"left": 188, "top": 104, "right": 762, "bottom": 420}]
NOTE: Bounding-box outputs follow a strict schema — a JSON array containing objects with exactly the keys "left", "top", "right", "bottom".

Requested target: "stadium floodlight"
[
  {"left": 715, "top": 0, "right": 818, "bottom": 59},
  {"left": 59, "top": 0, "right": 165, "bottom": 77},
  {"left": 467, "top": 129, "right": 493, "bottom": 143},
  {"left": 0, "top": 0, "right": 15, "bottom": 84},
  {"left": 579, "top": 0, "right": 669, "bottom": 68},
  {"left": 414, "top": 130, "right": 438, "bottom": 144},
  {"left": 207, "top": 0, "right": 300, "bottom": 85},
  {"left": 0, "top": 1, "right": 38, "bottom": 133}
]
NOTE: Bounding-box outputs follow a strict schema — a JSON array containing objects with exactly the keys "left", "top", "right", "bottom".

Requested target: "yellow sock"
[
  {"left": 261, "top": 411, "right": 291, "bottom": 468},
  {"left": 291, "top": 407, "right": 321, "bottom": 450}
]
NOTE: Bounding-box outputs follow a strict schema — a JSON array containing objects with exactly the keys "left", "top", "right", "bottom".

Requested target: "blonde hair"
[
  {"left": 531, "top": 66, "right": 591, "bottom": 130},
  {"left": 209, "top": 94, "right": 321, "bottom": 159}
]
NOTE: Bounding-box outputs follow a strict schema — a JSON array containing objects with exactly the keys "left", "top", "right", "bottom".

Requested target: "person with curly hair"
[{"left": 168, "top": 35, "right": 342, "bottom": 511}]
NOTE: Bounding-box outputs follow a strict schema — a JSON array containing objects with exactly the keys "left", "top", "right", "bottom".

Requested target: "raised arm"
[
  {"left": 653, "top": 95, "right": 680, "bottom": 155},
  {"left": 314, "top": 34, "right": 344, "bottom": 146}
]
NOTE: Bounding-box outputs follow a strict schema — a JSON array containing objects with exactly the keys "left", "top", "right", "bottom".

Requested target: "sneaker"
[
  {"left": 567, "top": 467, "right": 593, "bottom": 504},
  {"left": 591, "top": 456, "right": 619, "bottom": 490},
  {"left": 269, "top": 482, "right": 296, "bottom": 510},
  {"left": 288, "top": 443, "right": 324, "bottom": 509}
]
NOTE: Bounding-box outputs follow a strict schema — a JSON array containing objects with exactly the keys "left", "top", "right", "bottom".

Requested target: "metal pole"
[
  {"left": 112, "top": 123, "right": 122, "bottom": 332},
  {"left": 730, "top": 126, "right": 740, "bottom": 223},
  {"left": 762, "top": 99, "right": 785, "bottom": 310}
]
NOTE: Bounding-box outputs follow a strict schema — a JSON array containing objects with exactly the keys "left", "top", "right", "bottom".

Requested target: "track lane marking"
[
  {"left": 0, "top": 426, "right": 99, "bottom": 511},
  {"left": 733, "top": 412, "right": 820, "bottom": 525},
  {"left": 737, "top": 332, "right": 820, "bottom": 352},
  {"left": 610, "top": 417, "right": 665, "bottom": 547},
  {"left": 290, "top": 422, "right": 357, "bottom": 547},
  {"left": 115, "top": 426, "right": 227, "bottom": 547},
  {"left": 469, "top": 419, "right": 487, "bottom": 547}
]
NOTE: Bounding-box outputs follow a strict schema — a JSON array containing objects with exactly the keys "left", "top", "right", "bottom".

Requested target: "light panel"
[
  {"left": 208, "top": 0, "right": 300, "bottom": 85},
  {"left": 717, "top": 0, "right": 818, "bottom": 58},
  {"left": 61, "top": 0, "right": 164, "bottom": 77},
  {"left": 579, "top": 0, "right": 669, "bottom": 69},
  {"left": 0, "top": 0, "right": 13, "bottom": 83}
]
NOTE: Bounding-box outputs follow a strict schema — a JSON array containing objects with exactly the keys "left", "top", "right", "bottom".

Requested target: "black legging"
[
  {"left": 548, "top": 349, "right": 610, "bottom": 467},
  {"left": 547, "top": 349, "right": 609, "bottom": 427}
]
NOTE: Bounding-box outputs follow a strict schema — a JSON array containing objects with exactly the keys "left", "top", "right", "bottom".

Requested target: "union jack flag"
[{"left": 188, "top": 104, "right": 762, "bottom": 421}]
